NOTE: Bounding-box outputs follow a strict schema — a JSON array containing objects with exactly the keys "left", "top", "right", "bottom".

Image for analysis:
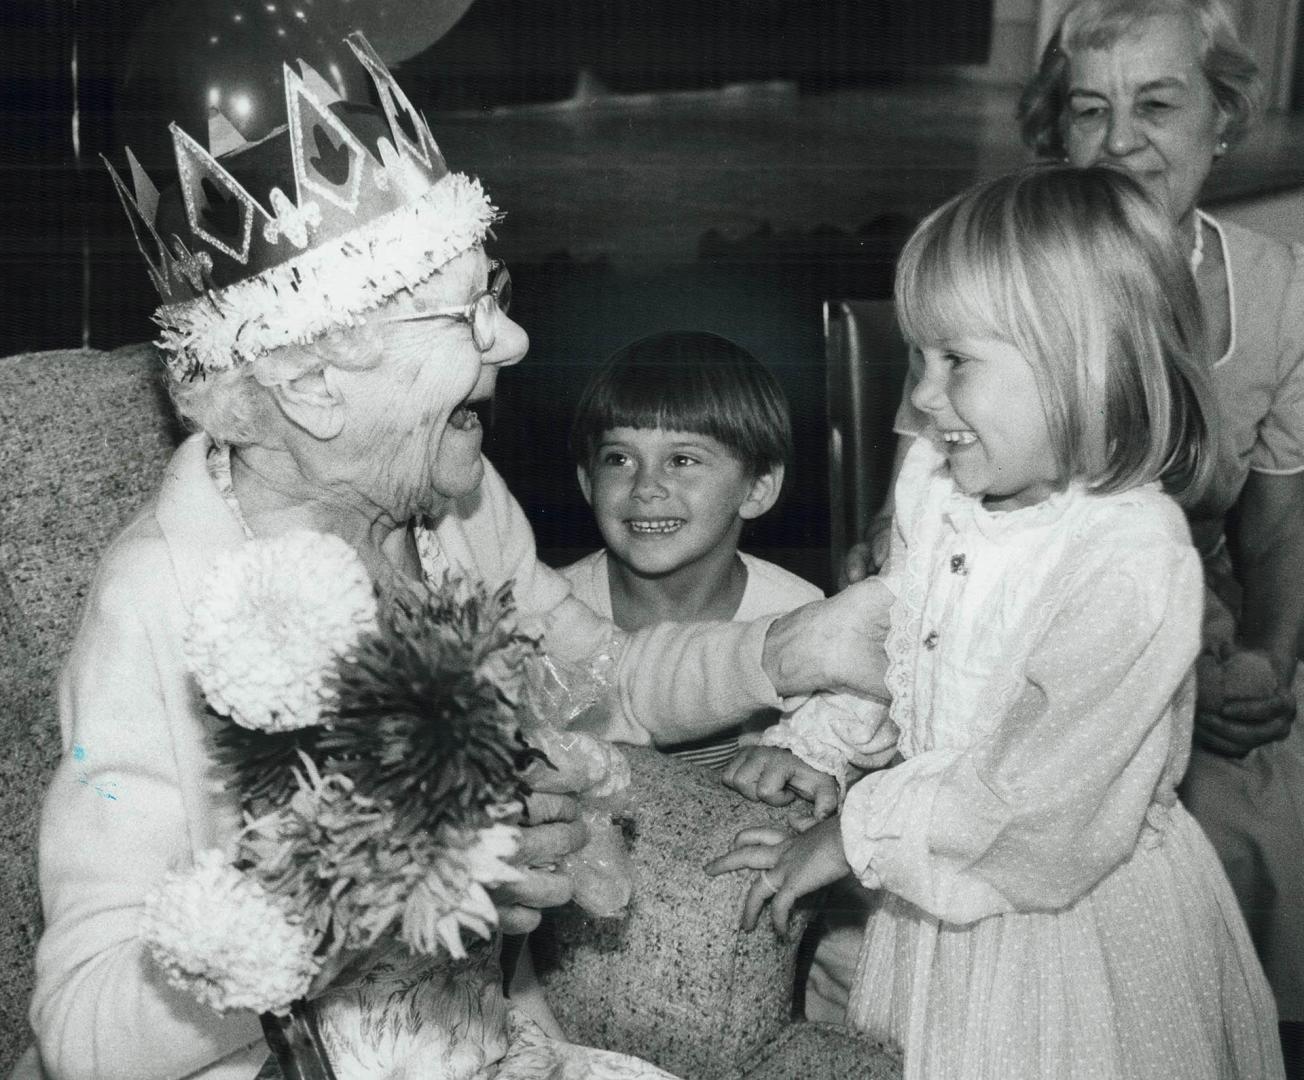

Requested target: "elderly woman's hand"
[
  {"left": 762, "top": 577, "right": 894, "bottom": 700},
  {"left": 493, "top": 762, "right": 591, "bottom": 933},
  {"left": 1195, "top": 646, "right": 1296, "bottom": 757}
]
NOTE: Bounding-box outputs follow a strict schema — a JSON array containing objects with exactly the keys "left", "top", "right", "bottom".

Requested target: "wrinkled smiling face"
[
  {"left": 1063, "top": 12, "right": 1227, "bottom": 226},
  {"left": 352, "top": 246, "right": 528, "bottom": 517},
  {"left": 910, "top": 337, "right": 1061, "bottom": 511}
]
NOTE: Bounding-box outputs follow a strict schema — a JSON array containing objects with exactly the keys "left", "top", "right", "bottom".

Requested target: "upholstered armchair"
[{"left": 0, "top": 345, "right": 900, "bottom": 1079}]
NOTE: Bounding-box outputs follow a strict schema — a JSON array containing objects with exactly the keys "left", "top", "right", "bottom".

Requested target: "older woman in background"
[
  {"left": 29, "top": 33, "right": 885, "bottom": 1080},
  {"left": 847, "top": 0, "right": 1304, "bottom": 1053},
  {"left": 1021, "top": 0, "right": 1304, "bottom": 1051}
]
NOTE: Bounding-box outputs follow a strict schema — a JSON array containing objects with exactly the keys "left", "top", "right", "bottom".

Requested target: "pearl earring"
[{"left": 1215, "top": 138, "right": 1229, "bottom": 157}]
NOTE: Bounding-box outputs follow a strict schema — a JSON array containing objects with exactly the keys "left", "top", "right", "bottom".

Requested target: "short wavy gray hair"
[
  {"left": 1018, "top": 0, "right": 1263, "bottom": 161},
  {"left": 167, "top": 318, "right": 387, "bottom": 445}
]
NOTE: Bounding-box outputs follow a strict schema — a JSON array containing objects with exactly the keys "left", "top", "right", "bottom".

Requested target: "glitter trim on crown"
[
  {"left": 154, "top": 173, "right": 497, "bottom": 378},
  {"left": 105, "top": 31, "right": 499, "bottom": 379}
]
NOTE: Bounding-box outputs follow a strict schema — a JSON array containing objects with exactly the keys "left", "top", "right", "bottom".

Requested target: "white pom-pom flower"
[
  {"left": 141, "top": 848, "right": 320, "bottom": 1015},
  {"left": 402, "top": 824, "right": 524, "bottom": 960},
  {"left": 184, "top": 530, "right": 378, "bottom": 731}
]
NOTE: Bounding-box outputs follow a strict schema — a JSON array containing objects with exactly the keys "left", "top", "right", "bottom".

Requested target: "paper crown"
[{"left": 106, "top": 31, "right": 498, "bottom": 379}]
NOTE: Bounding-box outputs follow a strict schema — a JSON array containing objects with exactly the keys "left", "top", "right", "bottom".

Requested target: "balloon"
[
  {"left": 317, "top": 0, "right": 477, "bottom": 65},
  {"left": 117, "top": 0, "right": 371, "bottom": 170}
]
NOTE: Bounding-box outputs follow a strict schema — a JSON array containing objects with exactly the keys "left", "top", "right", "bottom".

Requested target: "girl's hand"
[
  {"left": 722, "top": 746, "right": 839, "bottom": 820},
  {"left": 703, "top": 817, "right": 852, "bottom": 938}
]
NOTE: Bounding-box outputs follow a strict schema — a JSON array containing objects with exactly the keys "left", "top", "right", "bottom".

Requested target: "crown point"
[
  {"left": 207, "top": 109, "right": 248, "bottom": 158},
  {"left": 125, "top": 147, "right": 160, "bottom": 223},
  {"left": 295, "top": 59, "right": 344, "bottom": 106}
]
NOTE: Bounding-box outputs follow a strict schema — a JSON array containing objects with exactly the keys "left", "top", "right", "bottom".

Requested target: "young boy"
[{"left": 563, "top": 330, "right": 822, "bottom": 769}]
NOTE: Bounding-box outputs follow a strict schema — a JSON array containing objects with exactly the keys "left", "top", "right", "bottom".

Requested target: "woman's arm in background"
[
  {"left": 1236, "top": 469, "right": 1304, "bottom": 679},
  {"left": 1194, "top": 469, "right": 1304, "bottom": 756}
]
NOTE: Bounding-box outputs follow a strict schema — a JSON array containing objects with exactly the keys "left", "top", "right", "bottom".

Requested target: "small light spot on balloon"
[
  {"left": 233, "top": 11, "right": 244, "bottom": 23},
  {"left": 208, "top": 86, "right": 221, "bottom": 107},
  {"left": 232, "top": 94, "right": 252, "bottom": 120}
]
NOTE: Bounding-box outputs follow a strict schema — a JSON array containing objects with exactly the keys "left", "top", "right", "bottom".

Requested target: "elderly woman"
[
  {"left": 846, "top": 0, "right": 1304, "bottom": 1045},
  {"left": 29, "top": 33, "right": 883, "bottom": 1080}
]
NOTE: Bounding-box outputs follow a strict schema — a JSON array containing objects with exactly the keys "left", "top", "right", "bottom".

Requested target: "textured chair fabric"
[
  {"left": 0, "top": 345, "right": 899, "bottom": 1079},
  {"left": 0, "top": 346, "right": 181, "bottom": 1071},
  {"left": 540, "top": 747, "right": 831, "bottom": 1079},
  {"left": 740, "top": 1020, "right": 903, "bottom": 1079}
]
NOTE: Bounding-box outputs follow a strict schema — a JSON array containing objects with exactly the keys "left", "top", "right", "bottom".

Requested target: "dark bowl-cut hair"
[{"left": 570, "top": 331, "right": 792, "bottom": 478}]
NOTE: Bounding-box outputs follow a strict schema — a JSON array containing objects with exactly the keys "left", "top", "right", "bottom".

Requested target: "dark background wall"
[
  {"left": 2, "top": 0, "right": 990, "bottom": 352},
  {"left": 2, "top": 0, "right": 990, "bottom": 589}
]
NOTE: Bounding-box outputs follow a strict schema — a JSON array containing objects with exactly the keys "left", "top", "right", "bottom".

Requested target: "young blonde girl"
[{"left": 708, "top": 164, "right": 1285, "bottom": 1079}]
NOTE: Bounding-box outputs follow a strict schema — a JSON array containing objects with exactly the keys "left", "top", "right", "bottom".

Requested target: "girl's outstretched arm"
[{"left": 834, "top": 532, "right": 1203, "bottom": 926}]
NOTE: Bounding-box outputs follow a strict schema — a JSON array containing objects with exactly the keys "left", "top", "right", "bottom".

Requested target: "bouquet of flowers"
[{"left": 140, "top": 530, "right": 548, "bottom": 1024}]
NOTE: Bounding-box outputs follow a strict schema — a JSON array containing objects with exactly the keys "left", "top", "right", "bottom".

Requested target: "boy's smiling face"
[{"left": 579, "top": 427, "right": 780, "bottom": 579}]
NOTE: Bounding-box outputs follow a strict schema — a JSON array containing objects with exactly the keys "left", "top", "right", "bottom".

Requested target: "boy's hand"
[
  {"left": 703, "top": 816, "right": 852, "bottom": 937},
  {"left": 839, "top": 541, "right": 876, "bottom": 588},
  {"left": 838, "top": 514, "right": 893, "bottom": 588},
  {"left": 722, "top": 746, "right": 838, "bottom": 821}
]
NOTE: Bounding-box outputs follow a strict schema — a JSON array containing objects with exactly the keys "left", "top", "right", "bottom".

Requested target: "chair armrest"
[
  {"left": 535, "top": 747, "right": 810, "bottom": 1080},
  {"left": 740, "top": 1020, "right": 902, "bottom": 1079}
]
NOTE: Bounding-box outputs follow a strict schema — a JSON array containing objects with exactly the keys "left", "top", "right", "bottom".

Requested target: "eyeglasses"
[{"left": 385, "top": 261, "right": 512, "bottom": 353}]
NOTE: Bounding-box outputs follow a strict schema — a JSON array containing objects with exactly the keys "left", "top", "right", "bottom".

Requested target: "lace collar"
[{"left": 938, "top": 477, "right": 1081, "bottom": 541}]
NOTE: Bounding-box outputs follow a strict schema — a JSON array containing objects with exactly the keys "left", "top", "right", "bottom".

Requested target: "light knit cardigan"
[{"left": 32, "top": 434, "right": 781, "bottom": 1080}]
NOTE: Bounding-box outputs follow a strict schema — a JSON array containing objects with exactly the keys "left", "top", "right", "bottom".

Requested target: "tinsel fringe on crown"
[{"left": 154, "top": 172, "right": 498, "bottom": 379}]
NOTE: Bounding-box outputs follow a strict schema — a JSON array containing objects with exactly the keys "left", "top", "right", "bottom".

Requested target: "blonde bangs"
[{"left": 895, "top": 196, "right": 1015, "bottom": 353}]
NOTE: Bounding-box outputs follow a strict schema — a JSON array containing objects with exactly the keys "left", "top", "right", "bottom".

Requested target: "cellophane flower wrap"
[
  {"left": 520, "top": 646, "right": 637, "bottom": 918},
  {"left": 142, "top": 530, "right": 545, "bottom": 1016}
]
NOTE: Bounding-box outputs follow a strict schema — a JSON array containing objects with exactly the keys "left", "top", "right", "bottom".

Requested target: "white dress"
[{"left": 770, "top": 439, "right": 1283, "bottom": 1080}]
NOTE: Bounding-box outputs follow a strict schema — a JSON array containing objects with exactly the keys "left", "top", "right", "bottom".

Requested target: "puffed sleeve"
[
  {"left": 1251, "top": 242, "right": 1304, "bottom": 476},
  {"left": 760, "top": 692, "right": 898, "bottom": 791},
  {"left": 839, "top": 537, "right": 1202, "bottom": 926},
  {"left": 31, "top": 535, "right": 264, "bottom": 1080}
]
